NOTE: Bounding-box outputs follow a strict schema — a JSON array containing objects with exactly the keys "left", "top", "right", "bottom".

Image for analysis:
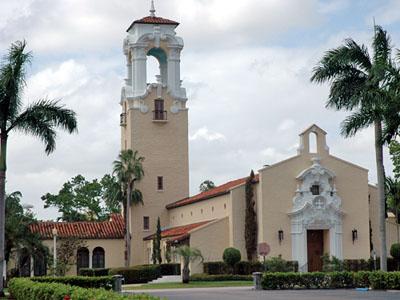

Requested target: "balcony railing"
[
  {"left": 120, "top": 113, "right": 127, "bottom": 126},
  {"left": 153, "top": 110, "right": 167, "bottom": 121}
]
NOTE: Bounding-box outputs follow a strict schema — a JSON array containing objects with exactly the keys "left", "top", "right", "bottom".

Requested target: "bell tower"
[{"left": 121, "top": 1, "right": 189, "bottom": 265}]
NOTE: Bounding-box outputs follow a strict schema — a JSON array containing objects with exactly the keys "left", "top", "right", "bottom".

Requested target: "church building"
[{"left": 120, "top": 3, "right": 399, "bottom": 273}]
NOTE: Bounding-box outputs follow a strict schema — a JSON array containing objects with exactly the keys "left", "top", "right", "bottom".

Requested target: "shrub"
[
  {"left": 79, "top": 268, "right": 110, "bottom": 277},
  {"left": 343, "top": 259, "right": 370, "bottom": 272},
  {"left": 109, "top": 265, "right": 161, "bottom": 284},
  {"left": 8, "top": 278, "right": 160, "bottom": 300},
  {"left": 322, "top": 254, "right": 344, "bottom": 272},
  {"left": 190, "top": 274, "right": 252, "bottom": 281},
  {"left": 160, "top": 263, "right": 181, "bottom": 276},
  {"left": 390, "top": 243, "right": 400, "bottom": 261},
  {"left": 234, "top": 261, "right": 263, "bottom": 275},
  {"left": 222, "top": 248, "right": 241, "bottom": 271},
  {"left": 203, "top": 262, "right": 229, "bottom": 275},
  {"left": 265, "top": 256, "right": 297, "bottom": 272},
  {"left": 31, "top": 276, "right": 114, "bottom": 290},
  {"left": 261, "top": 271, "right": 400, "bottom": 290}
]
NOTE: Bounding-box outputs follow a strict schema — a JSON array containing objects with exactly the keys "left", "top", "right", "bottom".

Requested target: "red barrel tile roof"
[
  {"left": 127, "top": 16, "right": 179, "bottom": 31},
  {"left": 143, "top": 220, "right": 213, "bottom": 241},
  {"left": 29, "top": 214, "right": 125, "bottom": 240},
  {"left": 166, "top": 174, "right": 259, "bottom": 210}
]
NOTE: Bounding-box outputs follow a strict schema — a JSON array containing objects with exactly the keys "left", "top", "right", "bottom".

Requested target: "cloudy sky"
[{"left": 1, "top": 0, "right": 400, "bottom": 220}]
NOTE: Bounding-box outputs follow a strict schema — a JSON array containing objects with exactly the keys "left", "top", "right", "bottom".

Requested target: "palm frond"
[
  {"left": 311, "top": 38, "right": 371, "bottom": 84},
  {"left": 8, "top": 99, "right": 77, "bottom": 154},
  {"left": 0, "top": 40, "right": 32, "bottom": 125},
  {"left": 340, "top": 108, "right": 375, "bottom": 137},
  {"left": 373, "top": 25, "right": 392, "bottom": 65},
  {"left": 327, "top": 70, "right": 368, "bottom": 110}
]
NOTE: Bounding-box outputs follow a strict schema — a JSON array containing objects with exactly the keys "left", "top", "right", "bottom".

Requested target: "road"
[{"left": 128, "top": 286, "right": 400, "bottom": 300}]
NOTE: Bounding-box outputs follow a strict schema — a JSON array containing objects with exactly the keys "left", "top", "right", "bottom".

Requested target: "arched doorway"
[
  {"left": 19, "top": 248, "right": 31, "bottom": 277},
  {"left": 92, "top": 247, "right": 105, "bottom": 269},
  {"left": 76, "top": 247, "right": 89, "bottom": 273}
]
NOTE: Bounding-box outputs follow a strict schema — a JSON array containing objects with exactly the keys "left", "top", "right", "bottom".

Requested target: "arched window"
[
  {"left": 19, "top": 248, "right": 31, "bottom": 277},
  {"left": 34, "top": 249, "right": 47, "bottom": 276},
  {"left": 92, "top": 247, "right": 105, "bottom": 269},
  {"left": 77, "top": 247, "right": 89, "bottom": 273},
  {"left": 147, "top": 47, "right": 168, "bottom": 85},
  {"left": 147, "top": 55, "right": 159, "bottom": 84},
  {"left": 309, "top": 132, "right": 317, "bottom": 153}
]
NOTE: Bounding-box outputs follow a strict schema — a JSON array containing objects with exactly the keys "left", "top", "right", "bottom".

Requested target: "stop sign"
[{"left": 258, "top": 242, "right": 270, "bottom": 256}]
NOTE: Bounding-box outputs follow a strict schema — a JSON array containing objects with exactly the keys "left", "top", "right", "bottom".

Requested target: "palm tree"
[
  {"left": 385, "top": 177, "right": 400, "bottom": 243},
  {"left": 311, "top": 25, "right": 399, "bottom": 271},
  {"left": 174, "top": 245, "right": 203, "bottom": 284},
  {"left": 112, "top": 149, "right": 144, "bottom": 267},
  {"left": 0, "top": 41, "right": 77, "bottom": 295}
]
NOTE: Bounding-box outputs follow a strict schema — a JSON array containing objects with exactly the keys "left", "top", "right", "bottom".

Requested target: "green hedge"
[
  {"left": 190, "top": 274, "right": 253, "bottom": 281},
  {"left": 31, "top": 276, "right": 114, "bottom": 290},
  {"left": 204, "top": 260, "right": 298, "bottom": 275},
  {"left": 79, "top": 268, "right": 110, "bottom": 277},
  {"left": 160, "top": 263, "right": 181, "bottom": 276},
  {"left": 262, "top": 271, "right": 400, "bottom": 290},
  {"left": 109, "top": 265, "right": 161, "bottom": 284},
  {"left": 9, "top": 278, "right": 160, "bottom": 300},
  {"left": 203, "top": 262, "right": 228, "bottom": 275}
]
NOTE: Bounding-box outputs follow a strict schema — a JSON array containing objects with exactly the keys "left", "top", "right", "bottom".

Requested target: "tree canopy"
[
  {"left": 5, "top": 191, "right": 44, "bottom": 264},
  {"left": 199, "top": 180, "right": 215, "bottom": 192},
  {"left": 41, "top": 174, "right": 121, "bottom": 222}
]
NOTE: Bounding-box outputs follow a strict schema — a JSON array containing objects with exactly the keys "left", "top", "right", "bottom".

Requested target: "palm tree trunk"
[
  {"left": 396, "top": 208, "right": 399, "bottom": 243},
  {"left": 375, "top": 121, "right": 387, "bottom": 271},
  {"left": 125, "top": 184, "right": 132, "bottom": 267},
  {"left": 0, "top": 133, "right": 7, "bottom": 296}
]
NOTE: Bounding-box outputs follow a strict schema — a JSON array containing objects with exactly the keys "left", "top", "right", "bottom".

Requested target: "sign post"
[{"left": 258, "top": 243, "right": 270, "bottom": 272}]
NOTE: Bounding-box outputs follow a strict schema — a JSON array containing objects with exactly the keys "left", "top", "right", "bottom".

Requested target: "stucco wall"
[
  {"left": 229, "top": 184, "right": 250, "bottom": 259},
  {"left": 369, "top": 184, "right": 400, "bottom": 256},
  {"left": 123, "top": 87, "right": 189, "bottom": 266},
  {"left": 168, "top": 194, "right": 230, "bottom": 227},
  {"left": 190, "top": 217, "right": 230, "bottom": 274}
]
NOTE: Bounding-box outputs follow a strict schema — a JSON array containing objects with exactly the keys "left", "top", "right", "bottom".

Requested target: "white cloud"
[
  {"left": 190, "top": 127, "right": 226, "bottom": 141},
  {"left": 278, "top": 119, "right": 296, "bottom": 132}
]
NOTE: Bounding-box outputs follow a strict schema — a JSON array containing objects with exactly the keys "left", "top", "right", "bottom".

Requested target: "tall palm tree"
[
  {"left": 385, "top": 177, "right": 400, "bottom": 243},
  {"left": 311, "top": 26, "right": 399, "bottom": 271},
  {"left": 0, "top": 41, "right": 77, "bottom": 295},
  {"left": 112, "top": 149, "right": 144, "bottom": 267},
  {"left": 173, "top": 245, "right": 203, "bottom": 283}
]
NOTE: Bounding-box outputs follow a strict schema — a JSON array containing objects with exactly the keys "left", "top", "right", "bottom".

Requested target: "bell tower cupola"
[{"left": 122, "top": 0, "right": 187, "bottom": 104}]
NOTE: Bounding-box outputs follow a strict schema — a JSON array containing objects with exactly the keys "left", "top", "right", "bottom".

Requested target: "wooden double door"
[{"left": 307, "top": 230, "right": 324, "bottom": 272}]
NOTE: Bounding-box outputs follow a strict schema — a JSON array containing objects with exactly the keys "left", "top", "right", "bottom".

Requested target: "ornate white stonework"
[
  {"left": 288, "top": 157, "right": 344, "bottom": 272},
  {"left": 121, "top": 15, "right": 187, "bottom": 105}
]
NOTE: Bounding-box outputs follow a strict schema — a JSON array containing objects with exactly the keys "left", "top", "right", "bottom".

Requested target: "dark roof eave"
[{"left": 126, "top": 20, "right": 179, "bottom": 32}]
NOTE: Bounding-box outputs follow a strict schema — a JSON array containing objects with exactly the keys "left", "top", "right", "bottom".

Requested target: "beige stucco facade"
[
  {"left": 138, "top": 125, "right": 399, "bottom": 273},
  {"left": 43, "top": 239, "right": 125, "bottom": 276}
]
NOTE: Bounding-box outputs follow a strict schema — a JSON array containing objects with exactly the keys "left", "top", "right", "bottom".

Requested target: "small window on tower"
[
  {"left": 157, "top": 176, "right": 164, "bottom": 191},
  {"left": 153, "top": 99, "right": 166, "bottom": 120},
  {"left": 310, "top": 185, "right": 320, "bottom": 195},
  {"left": 143, "top": 216, "right": 150, "bottom": 231}
]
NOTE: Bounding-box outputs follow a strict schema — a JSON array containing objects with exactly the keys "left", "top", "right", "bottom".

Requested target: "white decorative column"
[
  {"left": 132, "top": 44, "right": 147, "bottom": 96},
  {"left": 167, "top": 46, "right": 182, "bottom": 94},
  {"left": 89, "top": 249, "right": 93, "bottom": 269},
  {"left": 329, "top": 222, "right": 343, "bottom": 259},
  {"left": 291, "top": 220, "right": 307, "bottom": 272}
]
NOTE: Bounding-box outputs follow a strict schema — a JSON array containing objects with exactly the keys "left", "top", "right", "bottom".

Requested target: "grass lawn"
[{"left": 125, "top": 281, "right": 253, "bottom": 290}]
